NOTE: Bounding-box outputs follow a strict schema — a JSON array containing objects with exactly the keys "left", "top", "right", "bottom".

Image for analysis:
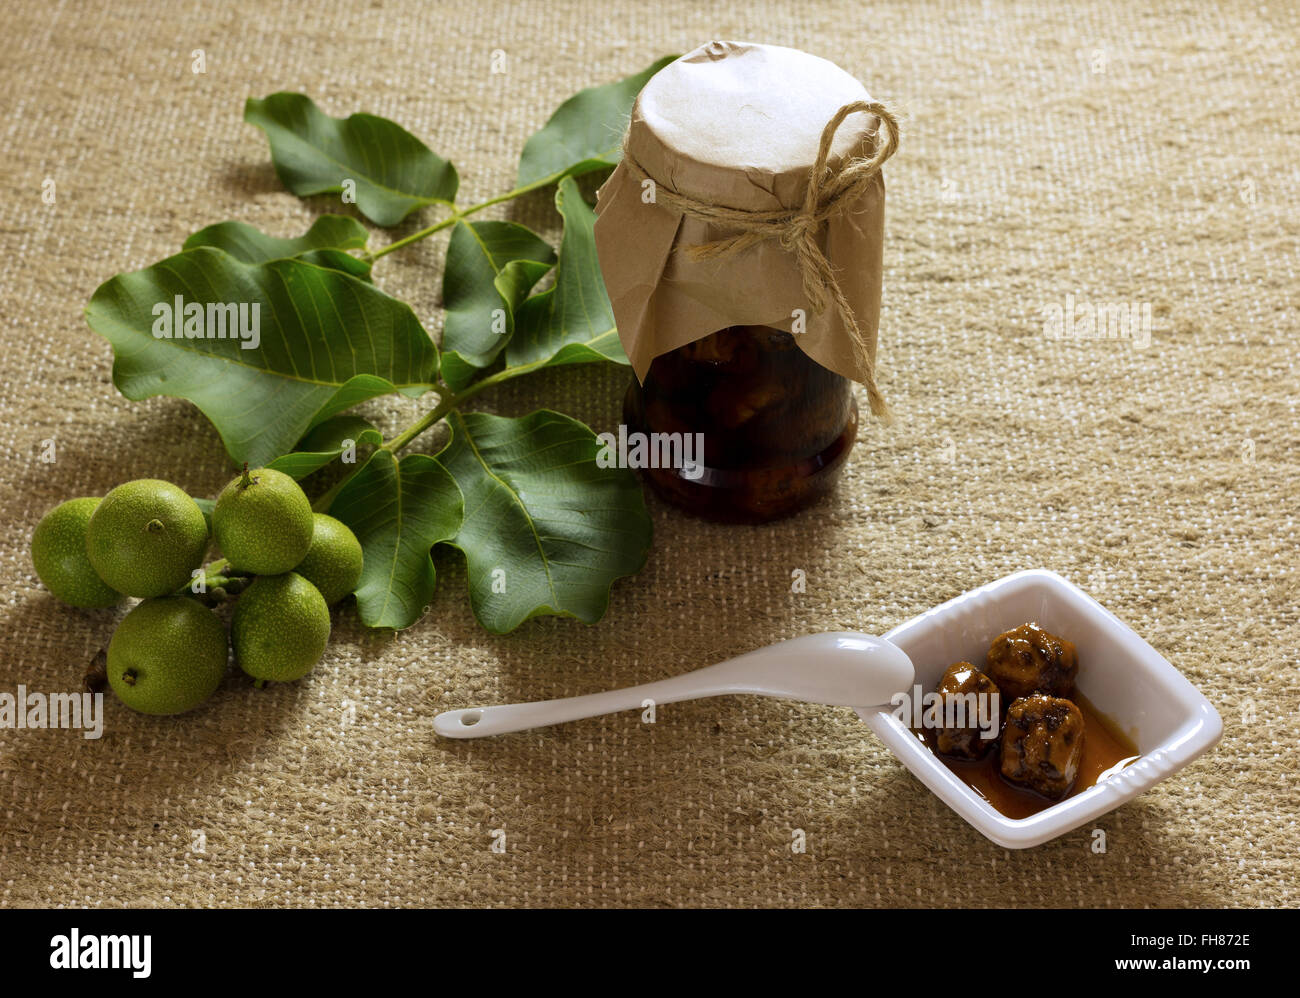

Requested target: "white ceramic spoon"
[{"left": 433, "top": 632, "right": 914, "bottom": 739}]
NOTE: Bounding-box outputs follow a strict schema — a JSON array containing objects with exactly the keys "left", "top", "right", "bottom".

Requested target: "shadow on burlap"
[{"left": 0, "top": 0, "right": 1296, "bottom": 907}]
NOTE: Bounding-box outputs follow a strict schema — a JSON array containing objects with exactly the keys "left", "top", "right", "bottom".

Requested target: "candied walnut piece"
[
  {"left": 707, "top": 382, "right": 787, "bottom": 429},
  {"left": 1000, "top": 694, "right": 1085, "bottom": 799},
  {"left": 985, "top": 622, "right": 1078, "bottom": 700},
  {"left": 933, "top": 662, "right": 1002, "bottom": 760}
]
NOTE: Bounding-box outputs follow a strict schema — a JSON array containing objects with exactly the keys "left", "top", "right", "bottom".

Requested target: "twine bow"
[{"left": 620, "top": 100, "right": 900, "bottom": 422}]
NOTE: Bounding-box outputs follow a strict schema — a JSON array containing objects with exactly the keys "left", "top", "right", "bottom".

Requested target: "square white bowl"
[{"left": 858, "top": 569, "right": 1222, "bottom": 849}]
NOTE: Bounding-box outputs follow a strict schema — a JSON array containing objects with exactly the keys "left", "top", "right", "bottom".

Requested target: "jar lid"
[
  {"left": 628, "top": 41, "right": 877, "bottom": 212},
  {"left": 594, "top": 41, "right": 895, "bottom": 415}
]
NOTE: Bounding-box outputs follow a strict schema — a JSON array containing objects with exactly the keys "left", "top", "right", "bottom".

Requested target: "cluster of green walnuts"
[{"left": 30, "top": 467, "right": 362, "bottom": 715}]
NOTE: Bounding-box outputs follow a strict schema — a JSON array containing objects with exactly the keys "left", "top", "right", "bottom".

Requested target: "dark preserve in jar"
[{"left": 623, "top": 324, "right": 857, "bottom": 523}]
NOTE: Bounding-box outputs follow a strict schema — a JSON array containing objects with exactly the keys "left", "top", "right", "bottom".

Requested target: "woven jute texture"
[{"left": 2, "top": 0, "right": 1297, "bottom": 908}]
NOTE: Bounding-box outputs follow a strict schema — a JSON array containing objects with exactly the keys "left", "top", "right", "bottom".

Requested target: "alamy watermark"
[
  {"left": 889, "top": 684, "right": 1000, "bottom": 742},
  {"left": 596, "top": 424, "right": 705, "bottom": 480},
  {"left": 50, "top": 930, "right": 150, "bottom": 977},
  {"left": 1, "top": 687, "right": 104, "bottom": 739},
  {"left": 151, "top": 296, "right": 261, "bottom": 350},
  {"left": 1041, "top": 293, "right": 1151, "bottom": 350}
]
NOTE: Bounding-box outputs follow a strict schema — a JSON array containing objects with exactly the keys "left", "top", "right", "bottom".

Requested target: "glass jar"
[{"left": 622, "top": 324, "right": 857, "bottom": 523}]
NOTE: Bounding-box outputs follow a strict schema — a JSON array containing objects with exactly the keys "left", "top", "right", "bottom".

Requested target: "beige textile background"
[{"left": 1, "top": 0, "right": 1297, "bottom": 908}]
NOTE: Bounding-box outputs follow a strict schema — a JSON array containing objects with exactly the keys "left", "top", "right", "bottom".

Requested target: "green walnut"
[
  {"left": 213, "top": 465, "right": 313, "bottom": 575},
  {"left": 232, "top": 572, "right": 330, "bottom": 684},
  {"left": 107, "top": 596, "right": 228, "bottom": 715},
  {"left": 293, "top": 513, "right": 363, "bottom": 605},
  {"left": 31, "top": 497, "right": 122, "bottom": 608},
  {"left": 85, "top": 479, "right": 210, "bottom": 598}
]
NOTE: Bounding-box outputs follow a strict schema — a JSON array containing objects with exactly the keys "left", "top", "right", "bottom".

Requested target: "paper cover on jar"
[{"left": 594, "top": 40, "right": 895, "bottom": 407}]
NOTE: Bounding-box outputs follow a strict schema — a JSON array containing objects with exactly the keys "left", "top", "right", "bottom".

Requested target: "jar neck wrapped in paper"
[{"left": 594, "top": 41, "right": 899, "bottom": 423}]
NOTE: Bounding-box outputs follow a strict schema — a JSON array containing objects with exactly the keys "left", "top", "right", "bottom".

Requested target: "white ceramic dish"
[{"left": 859, "top": 569, "right": 1222, "bottom": 849}]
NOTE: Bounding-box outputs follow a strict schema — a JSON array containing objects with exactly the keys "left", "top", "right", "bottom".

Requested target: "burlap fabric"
[{"left": 2, "top": 0, "right": 1296, "bottom": 908}]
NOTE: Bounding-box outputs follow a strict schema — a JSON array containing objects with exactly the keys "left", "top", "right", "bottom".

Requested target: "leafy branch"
[{"left": 85, "top": 57, "right": 677, "bottom": 634}]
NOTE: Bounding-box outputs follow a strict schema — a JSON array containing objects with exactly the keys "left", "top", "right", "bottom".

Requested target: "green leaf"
[
  {"left": 440, "top": 220, "right": 555, "bottom": 390},
  {"left": 193, "top": 497, "right": 215, "bottom": 534},
  {"left": 185, "top": 217, "right": 373, "bottom": 281},
  {"left": 184, "top": 215, "right": 369, "bottom": 260},
  {"left": 244, "top": 92, "right": 458, "bottom": 226},
  {"left": 516, "top": 56, "right": 678, "bottom": 190},
  {"left": 297, "top": 413, "right": 382, "bottom": 452},
  {"left": 507, "top": 178, "right": 627, "bottom": 370},
  {"left": 266, "top": 414, "right": 383, "bottom": 479},
  {"left": 328, "top": 449, "right": 463, "bottom": 629},
  {"left": 278, "top": 250, "right": 373, "bottom": 281},
  {"left": 85, "top": 247, "right": 438, "bottom": 468},
  {"left": 438, "top": 409, "right": 651, "bottom": 634}
]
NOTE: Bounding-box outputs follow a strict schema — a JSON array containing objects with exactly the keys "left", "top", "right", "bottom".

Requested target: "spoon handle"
[
  {"left": 433, "top": 661, "right": 747, "bottom": 739},
  {"left": 432, "top": 633, "right": 913, "bottom": 739}
]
